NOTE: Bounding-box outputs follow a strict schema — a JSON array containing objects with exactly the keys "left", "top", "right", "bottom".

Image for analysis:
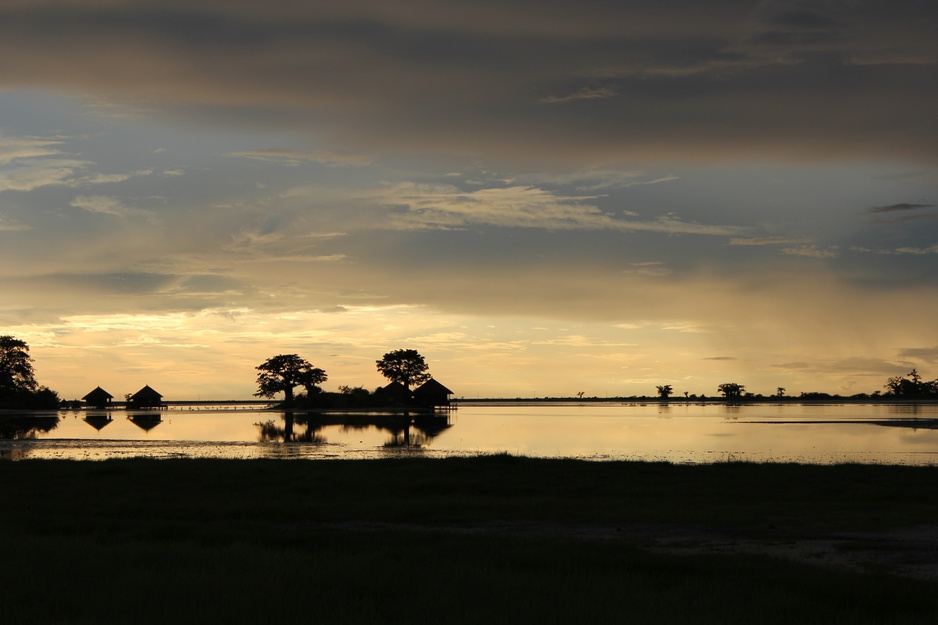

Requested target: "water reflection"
[
  {"left": 128, "top": 413, "right": 163, "bottom": 432},
  {"left": 0, "top": 414, "right": 61, "bottom": 460},
  {"left": 255, "top": 411, "right": 453, "bottom": 448},
  {"left": 83, "top": 412, "right": 114, "bottom": 432},
  {"left": 0, "top": 414, "right": 60, "bottom": 440},
  {"left": 4, "top": 403, "right": 938, "bottom": 464}
]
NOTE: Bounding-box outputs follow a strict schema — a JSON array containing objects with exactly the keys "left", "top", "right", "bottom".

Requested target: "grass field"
[{"left": 3, "top": 456, "right": 938, "bottom": 624}]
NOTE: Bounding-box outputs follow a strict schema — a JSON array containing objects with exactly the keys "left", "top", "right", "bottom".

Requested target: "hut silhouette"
[
  {"left": 413, "top": 378, "right": 454, "bottom": 409},
  {"left": 82, "top": 386, "right": 114, "bottom": 409},
  {"left": 128, "top": 385, "right": 164, "bottom": 409}
]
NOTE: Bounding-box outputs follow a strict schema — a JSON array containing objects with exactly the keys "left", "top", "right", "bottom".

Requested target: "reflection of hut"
[
  {"left": 129, "top": 385, "right": 164, "bottom": 409},
  {"left": 83, "top": 414, "right": 113, "bottom": 431},
  {"left": 413, "top": 379, "right": 454, "bottom": 409},
  {"left": 128, "top": 413, "right": 162, "bottom": 431},
  {"left": 82, "top": 386, "right": 114, "bottom": 409}
]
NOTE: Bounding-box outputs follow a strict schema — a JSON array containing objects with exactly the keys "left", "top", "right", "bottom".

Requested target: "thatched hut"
[
  {"left": 129, "top": 385, "right": 163, "bottom": 409},
  {"left": 82, "top": 386, "right": 114, "bottom": 409},
  {"left": 413, "top": 378, "right": 454, "bottom": 409}
]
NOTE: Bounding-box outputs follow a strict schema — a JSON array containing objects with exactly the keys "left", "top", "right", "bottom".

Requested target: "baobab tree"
[
  {"left": 717, "top": 382, "right": 745, "bottom": 399},
  {"left": 254, "top": 354, "right": 327, "bottom": 405}
]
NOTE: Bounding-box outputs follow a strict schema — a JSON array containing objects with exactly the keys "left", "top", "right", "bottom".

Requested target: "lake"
[{"left": 2, "top": 402, "right": 938, "bottom": 464}]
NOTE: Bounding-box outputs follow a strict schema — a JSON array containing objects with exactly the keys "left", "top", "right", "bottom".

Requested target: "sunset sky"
[{"left": 2, "top": 0, "right": 937, "bottom": 400}]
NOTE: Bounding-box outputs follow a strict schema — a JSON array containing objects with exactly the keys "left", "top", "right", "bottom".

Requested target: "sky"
[{"left": 1, "top": 0, "right": 937, "bottom": 400}]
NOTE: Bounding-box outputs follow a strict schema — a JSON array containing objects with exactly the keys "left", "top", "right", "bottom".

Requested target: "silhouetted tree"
[
  {"left": 717, "top": 383, "right": 745, "bottom": 399},
  {"left": 656, "top": 384, "right": 673, "bottom": 399},
  {"left": 0, "top": 335, "right": 38, "bottom": 392},
  {"left": 0, "top": 336, "right": 59, "bottom": 409},
  {"left": 255, "top": 354, "right": 327, "bottom": 406},
  {"left": 776, "top": 387, "right": 786, "bottom": 398},
  {"left": 884, "top": 369, "right": 938, "bottom": 397},
  {"left": 376, "top": 349, "right": 430, "bottom": 390}
]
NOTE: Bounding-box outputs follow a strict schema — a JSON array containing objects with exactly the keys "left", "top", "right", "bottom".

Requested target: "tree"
[
  {"left": 0, "top": 336, "right": 59, "bottom": 409},
  {"left": 717, "top": 383, "right": 745, "bottom": 399},
  {"left": 656, "top": 384, "right": 673, "bottom": 399},
  {"left": 254, "top": 354, "right": 327, "bottom": 405},
  {"left": 884, "top": 369, "right": 938, "bottom": 397},
  {"left": 375, "top": 349, "right": 430, "bottom": 390},
  {"left": 0, "top": 335, "right": 38, "bottom": 392}
]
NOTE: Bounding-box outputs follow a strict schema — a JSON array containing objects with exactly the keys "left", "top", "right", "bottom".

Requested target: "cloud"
[
  {"left": 0, "top": 1, "right": 935, "bottom": 164},
  {"left": 226, "top": 149, "right": 372, "bottom": 167},
  {"left": 781, "top": 245, "right": 838, "bottom": 258},
  {"left": 0, "top": 158, "right": 89, "bottom": 192},
  {"left": 730, "top": 236, "right": 809, "bottom": 246},
  {"left": 893, "top": 245, "right": 938, "bottom": 255},
  {"left": 852, "top": 244, "right": 938, "bottom": 256},
  {"left": 82, "top": 169, "right": 154, "bottom": 184},
  {"left": 621, "top": 262, "right": 671, "bottom": 277},
  {"left": 541, "top": 87, "right": 617, "bottom": 104},
  {"left": 870, "top": 203, "right": 934, "bottom": 213},
  {"left": 521, "top": 169, "right": 679, "bottom": 192},
  {"left": 0, "top": 135, "right": 64, "bottom": 164},
  {"left": 869, "top": 202, "right": 938, "bottom": 224},
  {"left": 70, "top": 195, "right": 147, "bottom": 218},
  {"left": 0, "top": 217, "right": 31, "bottom": 232},
  {"left": 378, "top": 183, "right": 743, "bottom": 235},
  {"left": 896, "top": 346, "right": 938, "bottom": 364}
]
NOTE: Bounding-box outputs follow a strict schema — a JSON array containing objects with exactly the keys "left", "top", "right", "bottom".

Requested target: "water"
[{"left": 3, "top": 402, "right": 938, "bottom": 464}]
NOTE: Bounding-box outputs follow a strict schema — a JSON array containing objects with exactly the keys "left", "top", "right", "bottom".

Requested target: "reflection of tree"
[
  {"left": 0, "top": 415, "right": 60, "bottom": 439},
  {"left": 255, "top": 413, "right": 325, "bottom": 443},
  {"left": 255, "top": 412, "right": 453, "bottom": 448},
  {"left": 380, "top": 414, "right": 453, "bottom": 448}
]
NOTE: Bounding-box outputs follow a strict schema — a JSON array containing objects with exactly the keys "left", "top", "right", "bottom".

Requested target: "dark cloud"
[
  {"left": 704, "top": 356, "right": 737, "bottom": 361},
  {"left": 870, "top": 203, "right": 934, "bottom": 213},
  {"left": 0, "top": 1, "right": 936, "bottom": 164},
  {"left": 896, "top": 346, "right": 938, "bottom": 364}
]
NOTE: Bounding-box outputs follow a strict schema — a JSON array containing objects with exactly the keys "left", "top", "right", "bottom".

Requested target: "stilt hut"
[
  {"left": 129, "top": 385, "right": 164, "bottom": 409},
  {"left": 413, "top": 378, "right": 454, "bottom": 409},
  {"left": 82, "top": 386, "right": 114, "bottom": 409}
]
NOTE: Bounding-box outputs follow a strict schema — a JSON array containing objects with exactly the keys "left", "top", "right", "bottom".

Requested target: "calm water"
[{"left": 3, "top": 402, "right": 938, "bottom": 464}]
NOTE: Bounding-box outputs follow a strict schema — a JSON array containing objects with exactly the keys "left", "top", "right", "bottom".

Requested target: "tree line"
[
  {"left": 253, "top": 348, "right": 432, "bottom": 408},
  {"left": 3, "top": 333, "right": 938, "bottom": 409},
  {"left": 654, "top": 370, "right": 938, "bottom": 400}
]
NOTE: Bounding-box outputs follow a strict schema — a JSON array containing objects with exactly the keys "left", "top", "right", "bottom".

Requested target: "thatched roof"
[
  {"left": 130, "top": 385, "right": 163, "bottom": 401},
  {"left": 377, "top": 381, "right": 409, "bottom": 395},
  {"left": 82, "top": 386, "right": 113, "bottom": 402},
  {"left": 413, "top": 378, "right": 454, "bottom": 396}
]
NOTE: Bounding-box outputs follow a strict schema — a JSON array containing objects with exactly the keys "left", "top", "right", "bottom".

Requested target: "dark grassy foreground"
[{"left": 3, "top": 457, "right": 938, "bottom": 624}]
